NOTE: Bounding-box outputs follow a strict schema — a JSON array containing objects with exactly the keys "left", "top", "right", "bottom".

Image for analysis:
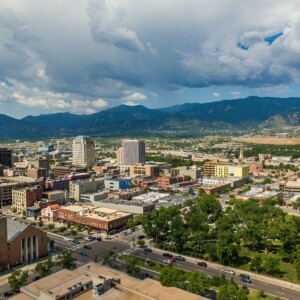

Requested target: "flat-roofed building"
[
  {"left": 130, "top": 164, "right": 160, "bottom": 178},
  {"left": 57, "top": 205, "right": 133, "bottom": 232},
  {"left": 12, "top": 262, "right": 205, "bottom": 300},
  {"left": 0, "top": 148, "right": 12, "bottom": 167},
  {"left": 72, "top": 136, "right": 95, "bottom": 167},
  {"left": 122, "top": 139, "right": 145, "bottom": 165}
]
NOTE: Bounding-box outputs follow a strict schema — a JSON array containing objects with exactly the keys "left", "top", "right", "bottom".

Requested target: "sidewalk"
[{"left": 151, "top": 245, "right": 300, "bottom": 292}]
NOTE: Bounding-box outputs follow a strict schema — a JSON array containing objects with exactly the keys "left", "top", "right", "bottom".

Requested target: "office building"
[
  {"left": 72, "top": 136, "right": 95, "bottom": 167},
  {"left": 130, "top": 164, "right": 160, "bottom": 178},
  {"left": 171, "top": 166, "right": 201, "bottom": 179},
  {"left": 116, "top": 147, "right": 124, "bottom": 164},
  {"left": 12, "top": 186, "right": 43, "bottom": 213},
  {"left": 122, "top": 139, "right": 145, "bottom": 165},
  {"left": 0, "top": 148, "right": 12, "bottom": 167},
  {"left": 27, "top": 168, "right": 47, "bottom": 180},
  {"left": 52, "top": 166, "right": 87, "bottom": 178},
  {"left": 104, "top": 179, "right": 131, "bottom": 190},
  {"left": 0, "top": 216, "right": 48, "bottom": 271},
  {"left": 69, "top": 178, "right": 105, "bottom": 201}
]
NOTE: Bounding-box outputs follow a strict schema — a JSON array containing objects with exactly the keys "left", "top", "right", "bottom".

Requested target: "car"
[
  {"left": 84, "top": 245, "right": 92, "bottom": 249},
  {"left": 167, "top": 257, "right": 176, "bottom": 263},
  {"left": 239, "top": 274, "right": 251, "bottom": 279},
  {"left": 79, "top": 252, "right": 87, "bottom": 256},
  {"left": 96, "top": 237, "right": 101, "bottom": 241},
  {"left": 162, "top": 253, "right": 173, "bottom": 258},
  {"left": 144, "top": 248, "right": 152, "bottom": 253},
  {"left": 163, "top": 259, "right": 172, "bottom": 264},
  {"left": 240, "top": 277, "right": 252, "bottom": 283},
  {"left": 84, "top": 236, "right": 92, "bottom": 241},
  {"left": 138, "top": 235, "right": 146, "bottom": 240},
  {"left": 11, "top": 217, "right": 16, "bottom": 220},
  {"left": 4, "top": 291, "right": 15, "bottom": 298},
  {"left": 174, "top": 255, "right": 185, "bottom": 261},
  {"left": 143, "top": 273, "right": 153, "bottom": 279},
  {"left": 128, "top": 229, "right": 132, "bottom": 234},
  {"left": 124, "top": 231, "right": 128, "bottom": 235},
  {"left": 72, "top": 240, "right": 80, "bottom": 244},
  {"left": 64, "top": 237, "right": 71, "bottom": 241},
  {"left": 197, "top": 261, "right": 207, "bottom": 267},
  {"left": 223, "top": 269, "right": 235, "bottom": 275}
]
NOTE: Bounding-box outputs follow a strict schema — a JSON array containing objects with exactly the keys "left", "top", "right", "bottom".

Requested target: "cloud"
[
  {"left": 1, "top": 1, "right": 300, "bottom": 116},
  {"left": 123, "top": 92, "right": 147, "bottom": 101},
  {"left": 230, "top": 91, "right": 242, "bottom": 97},
  {"left": 123, "top": 101, "right": 139, "bottom": 106},
  {"left": 91, "top": 98, "right": 108, "bottom": 108},
  {"left": 212, "top": 92, "right": 221, "bottom": 97}
]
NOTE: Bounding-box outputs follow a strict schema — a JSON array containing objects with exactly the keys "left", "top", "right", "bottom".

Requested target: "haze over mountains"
[{"left": 2, "top": 96, "right": 300, "bottom": 139}]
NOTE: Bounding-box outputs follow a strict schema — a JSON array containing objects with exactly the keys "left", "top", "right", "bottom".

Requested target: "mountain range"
[{"left": 2, "top": 96, "right": 300, "bottom": 139}]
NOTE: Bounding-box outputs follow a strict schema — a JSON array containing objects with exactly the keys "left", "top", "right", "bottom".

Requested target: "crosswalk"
[
  {"left": 121, "top": 248, "right": 138, "bottom": 255},
  {"left": 69, "top": 240, "right": 98, "bottom": 251}
]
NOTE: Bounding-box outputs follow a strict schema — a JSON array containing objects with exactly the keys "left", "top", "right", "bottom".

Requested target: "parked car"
[
  {"left": 239, "top": 274, "right": 251, "bottom": 279},
  {"left": 84, "top": 236, "right": 92, "bottom": 241},
  {"left": 197, "top": 261, "right": 207, "bottom": 267},
  {"left": 124, "top": 231, "right": 128, "bottom": 235},
  {"left": 240, "top": 277, "right": 252, "bottom": 283},
  {"left": 174, "top": 255, "right": 185, "bottom": 261},
  {"left": 79, "top": 252, "right": 87, "bottom": 256},
  {"left": 64, "top": 237, "right": 71, "bottom": 241},
  {"left": 128, "top": 229, "right": 132, "bottom": 234},
  {"left": 84, "top": 245, "right": 92, "bottom": 249},
  {"left": 144, "top": 248, "right": 152, "bottom": 253},
  {"left": 138, "top": 235, "right": 146, "bottom": 239},
  {"left": 162, "top": 253, "right": 173, "bottom": 258},
  {"left": 96, "top": 237, "right": 101, "bottom": 241},
  {"left": 223, "top": 269, "right": 235, "bottom": 275},
  {"left": 163, "top": 259, "right": 173, "bottom": 265},
  {"left": 11, "top": 217, "right": 16, "bottom": 220},
  {"left": 72, "top": 239, "right": 80, "bottom": 244}
]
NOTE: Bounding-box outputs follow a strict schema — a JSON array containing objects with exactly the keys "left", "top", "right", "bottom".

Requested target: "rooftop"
[{"left": 7, "top": 219, "right": 28, "bottom": 243}]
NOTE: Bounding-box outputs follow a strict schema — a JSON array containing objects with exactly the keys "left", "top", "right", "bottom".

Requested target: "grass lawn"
[
  {"left": 233, "top": 245, "right": 299, "bottom": 283},
  {"left": 248, "top": 290, "right": 282, "bottom": 300}
]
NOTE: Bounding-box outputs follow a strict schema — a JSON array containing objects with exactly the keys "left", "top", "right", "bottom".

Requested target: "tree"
[
  {"left": 86, "top": 227, "right": 92, "bottom": 235},
  {"left": 12, "top": 207, "right": 17, "bottom": 213},
  {"left": 262, "top": 255, "right": 281, "bottom": 276},
  {"left": 22, "top": 210, "right": 26, "bottom": 217},
  {"left": 187, "top": 272, "right": 209, "bottom": 296},
  {"left": 8, "top": 270, "right": 29, "bottom": 293},
  {"left": 294, "top": 257, "right": 300, "bottom": 279},
  {"left": 59, "top": 226, "right": 66, "bottom": 233},
  {"left": 160, "top": 266, "right": 187, "bottom": 289},
  {"left": 66, "top": 221, "right": 71, "bottom": 229},
  {"left": 217, "top": 283, "right": 238, "bottom": 300},
  {"left": 170, "top": 214, "right": 186, "bottom": 252},
  {"left": 70, "top": 229, "right": 77, "bottom": 237},
  {"left": 137, "top": 239, "right": 145, "bottom": 247},
  {"left": 57, "top": 250, "right": 76, "bottom": 269},
  {"left": 250, "top": 254, "right": 263, "bottom": 273},
  {"left": 38, "top": 220, "right": 43, "bottom": 227},
  {"left": 197, "top": 194, "right": 222, "bottom": 218},
  {"left": 124, "top": 257, "right": 140, "bottom": 277},
  {"left": 48, "top": 224, "right": 54, "bottom": 230},
  {"left": 292, "top": 198, "right": 300, "bottom": 210},
  {"left": 35, "top": 257, "right": 54, "bottom": 278},
  {"left": 216, "top": 231, "right": 240, "bottom": 265},
  {"left": 102, "top": 250, "right": 116, "bottom": 265},
  {"left": 76, "top": 223, "right": 83, "bottom": 232},
  {"left": 127, "top": 219, "right": 135, "bottom": 229}
]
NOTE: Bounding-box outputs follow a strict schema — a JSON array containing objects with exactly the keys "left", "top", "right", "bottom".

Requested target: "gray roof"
[{"left": 7, "top": 219, "right": 29, "bottom": 243}]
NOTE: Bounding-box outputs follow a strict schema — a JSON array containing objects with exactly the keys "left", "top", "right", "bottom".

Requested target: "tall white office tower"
[
  {"left": 122, "top": 139, "right": 145, "bottom": 165},
  {"left": 72, "top": 136, "right": 95, "bottom": 167}
]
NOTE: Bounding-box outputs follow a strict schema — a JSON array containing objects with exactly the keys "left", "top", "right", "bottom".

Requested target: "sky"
[{"left": 1, "top": 0, "right": 300, "bottom": 118}]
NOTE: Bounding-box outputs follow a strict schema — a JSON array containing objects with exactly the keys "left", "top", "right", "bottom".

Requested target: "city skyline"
[{"left": 1, "top": 0, "right": 300, "bottom": 118}]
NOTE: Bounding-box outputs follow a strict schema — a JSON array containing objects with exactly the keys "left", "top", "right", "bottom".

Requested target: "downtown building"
[
  {"left": 72, "top": 136, "right": 95, "bottom": 167},
  {"left": 122, "top": 139, "right": 145, "bottom": 165},
  {"left": 0, "top": 148, "right": 12, "bottom": 167}
]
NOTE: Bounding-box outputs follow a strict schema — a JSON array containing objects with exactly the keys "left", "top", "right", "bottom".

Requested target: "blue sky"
[{"left": 1, "top": 0, "right": 300, "bottom": 118}]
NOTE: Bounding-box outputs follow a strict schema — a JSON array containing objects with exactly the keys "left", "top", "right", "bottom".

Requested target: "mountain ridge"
[{"left": 1, "top": 96, "right": 300, "bottom": 139}]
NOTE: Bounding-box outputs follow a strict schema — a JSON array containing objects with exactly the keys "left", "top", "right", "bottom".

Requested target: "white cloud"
[
  {"left": 123, "top": 101, "right": 139, "bottom": 106},
  {"left": 123, "top": 92, "right": 147, "bottom": 101},
  {"left": 91, "top": 98, "right": 108, "bottom": 108},
  {"left": 230, "top": 91, "right": 242, "bottom": 97},
  {"left": 212, "top": 92, "right": 220, "bottom": 97}
]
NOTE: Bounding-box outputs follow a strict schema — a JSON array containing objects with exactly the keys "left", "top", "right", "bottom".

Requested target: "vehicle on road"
[
  {"left": 84, "top": 236, "right": 93, "bottom": 241},
  {"left": 197, "top": 261, "right": 207, "bottom": 267},
  {"left": 96, "top": 237, "right": 101, "bottom": 241},
  {"left": 174, "top": 255, "right": 185, "bottom": 261},
  {"left": 163, "top": 259, "right": 173, "bottom": 265},
  {"left": 239, "top": 274, "right": 250, "bottom": 279},
  {"left": 64, "top": 237, "right": 71, "bottom": 241},
  {"left": 138, "top": 235, "right": 146, "bottom": 239},
  {"left": 84, "top": 245, "right": 92, "bottom": 249},
  {"left": 72, "top": 240, "right": 80, "bottom": 244},
  {"left": 79, "top": 252, "right": 87, "bottom": 256},
  {"left": 11, "top": 217, "right": 16, "bottom": 220},
  {"left": 128, "top": 229, "right": 132, "bottom": 234},
  {"left": 144, "top": 248, "right": 152, "bottom": 253},
  {"left": 240, "top": 277, "right": 252, "bottom": 283},
  {"left": 124, "top": 231, "right": 128, "bottom": 235},
  {"left": 167, "top": 257, "right": 176, "bottom": 263},
  {"left": 162, "top": 253, "right": 173, "bottom": 258},
  {"left": 223, "top": 269, "right": 235, "bottom": 275}
]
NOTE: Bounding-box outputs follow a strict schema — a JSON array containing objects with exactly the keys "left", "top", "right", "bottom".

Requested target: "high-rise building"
[
  {"left": 0, "top": 148, "right": 12, "bottom": 167},
  {"left": 122, "top": 139, "right": 145, "bottom": 165},
  {"left": 116, "top": 147, "right": 124, "bottom": 165},
  {"left": 72, "top": 136, "right": 95, "bottom": 167}
]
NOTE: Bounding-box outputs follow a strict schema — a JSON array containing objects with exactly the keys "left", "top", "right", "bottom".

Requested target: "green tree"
[
  {"left": 59, "top": 226, "right": 66, "bottom": 233},
  {"left": 8, "top": 270, "right": 29, "bottom": 293},
  {"left": 197, "top": 194, "right": 221, "bottom": 218},
  {"left": 217, "top": 283, "right": 238, "bottom": 300},
  {"left": 35, "top": 257, "right": 54, "bottom": 278},
  {"left": 57, "top": 250, "right": 76, "bottom": 270},
  {"left": 76, "top": 223, "right": 83, "bottom": 231},
  {"left": 187, "top": 272, "right": 209, "bottom": 296},
  {"left": 127, "top": 219, "right": 135, "bottom": 229},
  {"left": 160, "top": 266, "right": 187, "bottom": 289},
  {"left": 216, "top": 231, "right": 240, "bottom": 265},
  {"left": 170, "top": 214, "right": 186, "bottom": 252},
  {"left": 250, "top": 254, "right": 263, "bottom": 273},
  {"left": 102, "top": 250, "right": 116, "bottom": 265},
  {"left": 66, "top": 221, "right": 71, "bottom": 229},
  {"left": 70, "top": 229, "right": 77, "bottom": 237},
  {"left": 262, "top": 255, "right": 281, "bottom": 276},
  {"left": 292, "top": 198, "right": 300, "bottom": 210},
  {"left": 137, "top": 239, "right": 145, "bottom": 248},
  {"left": 86, "top": 227, "right": 92, "bottom": 235},
  {"left": 48, "top": 224, "right": 54, "bottom": 230},
  {"left": 38, "top": 220, "right": 43, "bottom": 227},
  {"left": 124, "top": 257, "right": 140, "bottom": 277}
]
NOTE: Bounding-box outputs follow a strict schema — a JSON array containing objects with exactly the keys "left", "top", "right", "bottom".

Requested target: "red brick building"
[{"left": 157, "top": 176, "right": 185, "bottom": 190}]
